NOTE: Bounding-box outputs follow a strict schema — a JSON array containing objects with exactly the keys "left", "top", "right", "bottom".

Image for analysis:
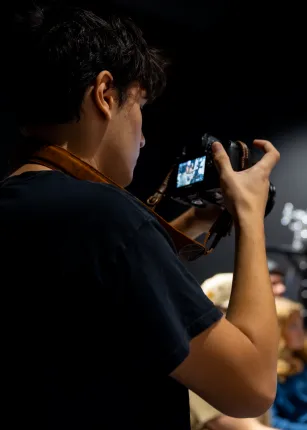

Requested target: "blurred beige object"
[
  {"left": 189, "top": 391, "right": 222, "bottom": 430},
  {"left": 201, "top": 273, "right": 233, "bottom": 310}
]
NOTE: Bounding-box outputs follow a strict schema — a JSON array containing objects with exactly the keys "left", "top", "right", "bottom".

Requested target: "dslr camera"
[{"left": 168, "top": 133, "right": 276, "bottom": 217}]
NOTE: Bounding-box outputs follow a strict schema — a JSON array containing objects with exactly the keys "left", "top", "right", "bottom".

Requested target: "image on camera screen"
[{"left": 176, "top": 156, "right": 206, "bottom": 188}]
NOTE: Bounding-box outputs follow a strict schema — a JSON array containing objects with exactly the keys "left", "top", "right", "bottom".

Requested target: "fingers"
[
  {"left": 212, "top": 142, "right": 233, "bottom": 176},
  {"left": 212, "top": 139, "right": 280, "bottom": 178},
  {"left": 253, "top": 140, "right": 280, "bottom": 173}
]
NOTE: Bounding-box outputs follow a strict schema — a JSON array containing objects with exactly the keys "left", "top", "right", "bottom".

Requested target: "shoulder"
[
  {"left": 6, "top": 170, "right": 176, "bottom": 260},
  {"left": 34, "top": 171, "right": 155, "bottom": 227},
  {"left": 78, "top": 178, "right": 156, "bottom": 230},
  {"left": 84, "top": 182, "right": 177, "bottom": 254},
  {"left": 43, "top": 172, "right": 171, "bottom": 250}
]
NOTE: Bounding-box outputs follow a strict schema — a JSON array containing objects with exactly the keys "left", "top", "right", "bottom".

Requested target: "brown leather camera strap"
[{"left": 29, "top": 145, "right": 206, "bottom": 259}]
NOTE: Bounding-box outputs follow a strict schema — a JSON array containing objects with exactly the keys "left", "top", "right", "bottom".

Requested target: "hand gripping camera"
[
  {"left": 147, "top": 134, "right": 276, "bottom": 259},
  {"left": 169, "top": 133, "right": 276, "bottom": 215}
]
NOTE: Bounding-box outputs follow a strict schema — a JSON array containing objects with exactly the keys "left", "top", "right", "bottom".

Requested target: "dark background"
[{"left": 1, "top": 1, "right": 307, "bottom": 301}]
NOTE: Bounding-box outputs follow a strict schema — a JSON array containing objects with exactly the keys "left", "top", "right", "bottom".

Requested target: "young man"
[{"left": 1, "top": 5, "right": 280, "bottom": 430}]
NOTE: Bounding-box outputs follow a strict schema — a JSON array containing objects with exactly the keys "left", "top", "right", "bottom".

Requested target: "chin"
[
  {"left": 106, "top": 164, "right": 133, "bottom": 188},
  {"left": 120, "top": 171, "right": 134, "bottom": 188}
]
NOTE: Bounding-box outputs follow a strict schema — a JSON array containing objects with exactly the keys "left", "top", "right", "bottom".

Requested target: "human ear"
[{"left": 93, "top": 71, "right": 116, "bottom": 120}]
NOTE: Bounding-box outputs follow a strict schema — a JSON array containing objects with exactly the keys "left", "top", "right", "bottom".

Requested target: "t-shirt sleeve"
[{"left": 117, "top": 218, "right": 223, "bottom": 375}]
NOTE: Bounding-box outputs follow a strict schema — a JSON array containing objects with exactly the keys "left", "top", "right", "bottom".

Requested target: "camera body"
[{"left": 168, "top": 133, "right": 276, "bottom": 216}]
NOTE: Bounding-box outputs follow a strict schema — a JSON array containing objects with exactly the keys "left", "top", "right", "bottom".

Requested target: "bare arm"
[
  {"left": 226, "top": 216, "right": 278, "bottom": 380},
  {"left": 171, "top": 140, "right": 280, "bottom": 418},
  {"left": 169, "top": 205, "right": 222, "bottom": 239}
]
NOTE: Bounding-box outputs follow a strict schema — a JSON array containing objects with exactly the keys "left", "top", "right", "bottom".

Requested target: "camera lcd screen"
[{"left": 176, "top": 156, "right": 206, "bottom": 188}]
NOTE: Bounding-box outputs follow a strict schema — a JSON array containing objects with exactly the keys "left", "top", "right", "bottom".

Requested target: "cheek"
[{"left": 132, "top": 106, "right": 142, "bottom": 140}]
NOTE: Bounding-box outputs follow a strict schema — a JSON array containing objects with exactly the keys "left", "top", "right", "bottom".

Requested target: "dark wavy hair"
[{"left": 8, "top": 4, "right": 167, "bottom": 126}]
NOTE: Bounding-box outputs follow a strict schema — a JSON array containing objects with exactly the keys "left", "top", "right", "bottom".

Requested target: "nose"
[{"left": 140, "top": 132, "right": 146, "bottom": 148}]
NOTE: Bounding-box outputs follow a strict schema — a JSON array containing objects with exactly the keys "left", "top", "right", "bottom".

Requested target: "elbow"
[
  {"left": 252, "top": 370, "right": 277, "bottom": 417},
  {"left": 219, "top": 375, "right": 277, "bottom": 419},
  {"left": 249, "top": 385, "right": 276, "bottom": 418},
  {"left": 226, "top": 395, "right": 275, "bottom": 420},
  {"left": 262, "top": 383, "right": 277, "bottom": 412},
  {"left": 234, "top": 379, "right": 277, "bottom": 418}
]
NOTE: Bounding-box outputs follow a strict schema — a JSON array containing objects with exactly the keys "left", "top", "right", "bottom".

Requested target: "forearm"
[{"left": 227, "top": 215, "right": 279, "bottom": 375}]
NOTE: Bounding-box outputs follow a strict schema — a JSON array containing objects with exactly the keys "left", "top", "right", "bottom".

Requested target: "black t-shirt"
[{"left": 0, "top": 171, "right": 222, "bottom": 430}]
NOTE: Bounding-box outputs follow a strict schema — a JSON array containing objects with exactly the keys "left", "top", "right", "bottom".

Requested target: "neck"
[
  {"left": 10, "top": 163, "right": 52, "bottom": 177},
  {"left": 19, "top": 121, "right": 105, "bottom": 173}
]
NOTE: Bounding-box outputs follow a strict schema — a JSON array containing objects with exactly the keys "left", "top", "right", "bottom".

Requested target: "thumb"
[{"left": 212, "top": 142, "right": 233, "bottom": 175}]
